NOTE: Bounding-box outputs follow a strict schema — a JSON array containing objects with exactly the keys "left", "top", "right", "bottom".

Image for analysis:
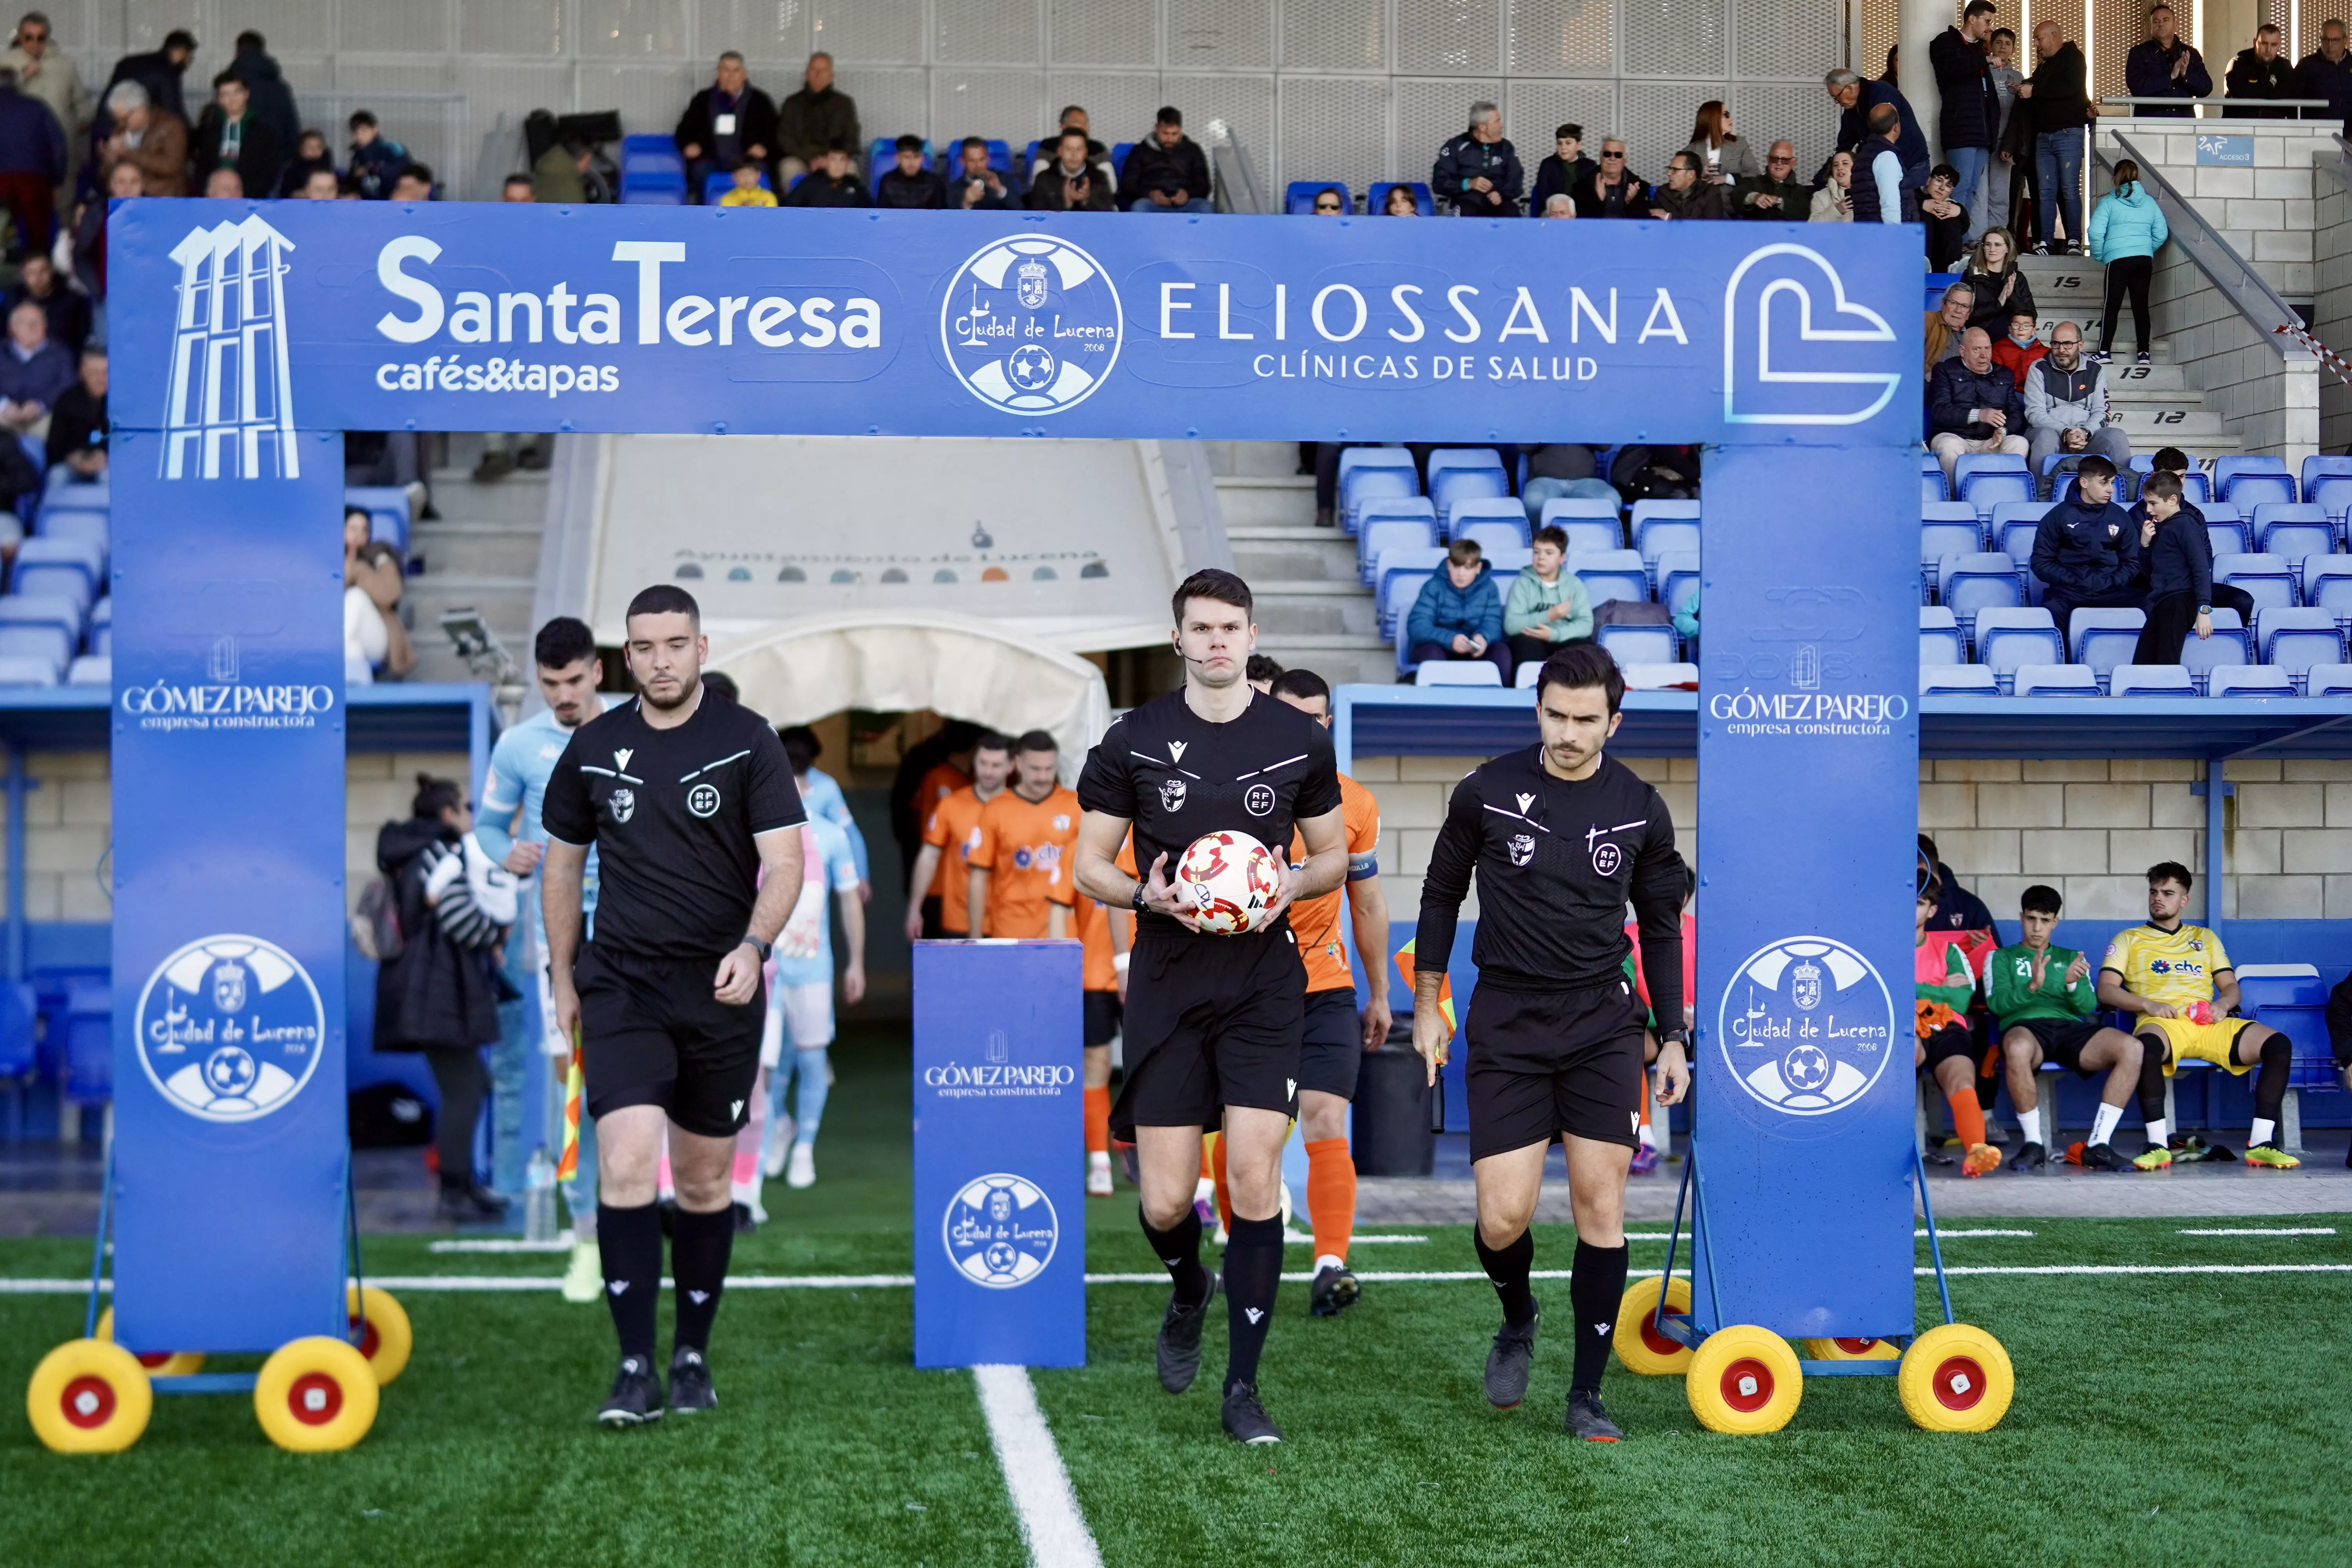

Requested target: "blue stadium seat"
[
  {"left": 1377, "top": 546, "right": 1446, "bottom": 638},
  {"left": 1631, "top": 506, "right": 1700, "bottom": 570},
  {"left": 2130, "top": 454, "right": 2212, "bottom": 503},
  {"left": 2216, "top": 455, "right": 2294, "bottom": 506},
  {"left": 1287, "top": 180, "right": 1350, "bottom": 214},
  {"left": 0, "top": 596, "right": 76, "bottom": 673},
  {"left": 2207, "top": 664, "right": 2296, "bottom": 698},
  {"left": 2110, "top": 663, "right": 2196, "bottom": 697},
  {"left": 2215, "top": 553, "right": 2298, "bottom": 615},
  {"left": 1428, "top": 450, "right": 1508, "bottom": 533},
  {"left": 1990, "top": 502, "right": 2049, "bottom": 567},
  {"left": 1485, "top": 545, "right": 1532, "bottom": 577},
  {"left": 1922, "top": 508, "right": 1985, "bottom": 599},
  {"left": 86, "top": 595, "right": 108, "bottom": 655},
  {"left": 618, "top": 133, "right": 686, "bottom": 205},
  {"left": 65, "top": 653, "right": 107, "bottom": 686},
  {"left": 1920, "top": 605, "right": 1963, "bottom": 666},
  {"left": 11, "top": 538, "right": 102, "bottom": 606},
  {"left": 2306, "top": 662, "right": 2352, "bottom": 697},
  {"left": 2301, "top": 455, "right": 2352, "bottom": 499},
  {"left": 1415, "top": 660, "right": 1501, "bottom": 686},
  {"left": 1571, "top": 550, "right": 1649, "bottom": 607},
  {"left": 1539, "top": 497, "right": 1621, "bottom": 555},
  {"left": 2252, "top": 503, "right": 2335, "bottom": 562},
  {"left": 1357, "top": 505, "right": 1438, "bottom": 585},
  {"left": 1367, "top": 180, "right": 1435, "bottom": 215},
  {"left": 701, "top": 167, "right": 772, "bottom": 202},
  {"left": 1628, "top": 498, "right": 1699, "bottom": 532},
  {"left": 1922, "top": 665, "right": 1999, "bottom": 695},
  {"left": 2178, "top": 608, "right": 2250, "bottom": 691},
  {"left": 1974, "top": 607, "right": 2064, "bottom": 691},
  {"left": 345, "top": 485, "right": 410, "bottom": 552},
  {"left": 1339, "top": 454, "right": 1421, "bottom": 534},
  {"left": 1596, "top": 623, "right": 1677, "bottom": 666},
  {"left": 2255, "top": 607, "right": 2344, "bottom": 686},
  {"left": 2013, "top": 663, "right": 2102, "bottom": 697},
  {"left": 1922, "top": 453, "right": 1949, "bottom": 503},
  {"left": 1659, "top": 553, "right": 1701, "bottom": 622},
  {"left": 2309, "top": 474, "right": 2352, "bottom": 529},
  {"left": 1939, "top": 552, "right": 2024, "bottom": 629},
  {"left": 1513, "top": 660, "right": 1544, "bottom": 688},
  {"left": 2201, "top": 505, "right": 2250, "bottom": 557},
  {"left": 1449, "top": 499, "right": 1532, "bottom": 556},
  {"left": 2071, "top": 608, "right": 2146, "bottom": 688},
  {"left": 0, "top": 653, "right": 56, "bottom": 687},
  {"left": 1954, "top": 453, "right": 2032, "bottom": 512},
  {"left": 1621, "top": 661, "right": 1698, "bottom": 690},
  {"left": 41, "top": 466, "right": 105, "bottom": 505},
  {"left": 1110, "top": 142, "right": 1134, "bottom": 178},
  {"left": 38, "top": 506, "right": 106, "bottom": 557},
  {"left": 2305, "top": 555, "right": 2352, "bottom": 623}
]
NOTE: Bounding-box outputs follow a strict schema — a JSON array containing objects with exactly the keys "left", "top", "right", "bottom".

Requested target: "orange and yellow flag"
[
  {"left": 1393, "top": 938, "right": 1455, "bottom": 1034},
  {"left": 555, "top": 1042, "right": 584, "bottom": 1182}
]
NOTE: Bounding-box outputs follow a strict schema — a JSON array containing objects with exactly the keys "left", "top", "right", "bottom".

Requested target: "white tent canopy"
[{"left": 707, "top": 610, "right": 1113, "bottom": 770}]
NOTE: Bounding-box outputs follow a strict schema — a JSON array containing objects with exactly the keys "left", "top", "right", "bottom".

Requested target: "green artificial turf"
[{"left": 4, "top": 1033, "right": 2348, "bottom": 1566}]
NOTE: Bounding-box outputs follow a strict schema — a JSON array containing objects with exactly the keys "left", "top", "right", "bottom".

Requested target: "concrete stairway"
[
  {"left": 401, "top": 433, "right": 551, "bottom": 684},
  {"left": 1208, "top": 441, "right": 1397, "bottom": 687},
  {"left": 2020, "top": 256, "right": 2240, "bottom": 457}
]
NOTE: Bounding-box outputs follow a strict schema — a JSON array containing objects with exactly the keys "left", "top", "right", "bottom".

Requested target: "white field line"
[
  {"left": 972, "top": 1365, "right": 1103, "bottom": 1568},
  {"left": 1282, "top": 1231, "right": 1427, "bottom": 1245},
  {"left": 2176, "top": 1226, "right": 2336, "bottom": 1236}
]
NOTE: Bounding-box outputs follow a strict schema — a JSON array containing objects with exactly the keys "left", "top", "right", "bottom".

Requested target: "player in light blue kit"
[
  {"left": 474, "top": 617, "right": 608, "bottom": 1303},
  {"left": 759, "top": 728, "right": 867, "bottom": 1192},
  {"left": 777, "top": 724, "right": 871, "bottom": 904}
]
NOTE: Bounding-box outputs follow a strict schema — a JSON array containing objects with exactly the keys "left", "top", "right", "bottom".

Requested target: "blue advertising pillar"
[{"left": 912, "top": 941, "right": 1085, "bottom": 1368}]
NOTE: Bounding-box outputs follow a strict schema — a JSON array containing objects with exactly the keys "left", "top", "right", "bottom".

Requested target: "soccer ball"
[
  {"left": 1007, "top": 344, "right": 1058, "bottom": 391},
  {"left": 1174, "top": 831, "right": 1282, "bottom": 935}
]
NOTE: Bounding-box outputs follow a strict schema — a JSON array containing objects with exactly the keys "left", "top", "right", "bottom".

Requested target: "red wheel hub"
[
  {"left": 289, "top": 1371, "right": 344, "bottom": 1426},
  {"left": 1720, "top": 1357, "right": 1775, "bottom": 1413},
  {"left": 1933, "top": 1354, "right": 1987, "bottom": 1411},
  {"left": 1833, "top": 1338, "right": 1880, "bottom": 1355},
  {"left": 350, "top": 1315, "right": 380, "bottom": 1359},
  {"left": 1640, "top": 1308, "right": 1681, "bottom": 1357},
  {"left": 134, "top": 1350, "right": 174, "bottom": 1370},
  {"left": 61, "top": 1375, "right": 115, "bottom": 1429}
]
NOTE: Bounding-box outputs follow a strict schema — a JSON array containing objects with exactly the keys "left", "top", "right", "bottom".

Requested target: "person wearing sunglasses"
[
  {"left": 1735, "top": 138, "right": 1810, "bottom": 219},
  {"left": 1577, "top": 139, "right": 1649, "bottom": 219},
  {"left": 1309, "top": 187, "right": 1344, "bottom": 215}
]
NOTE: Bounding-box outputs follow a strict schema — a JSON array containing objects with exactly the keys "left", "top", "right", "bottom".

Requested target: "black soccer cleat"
[
  {"left": 1564, "top": 1388, "right": 1624, "bottom": 1442},
  {"left": 667, "top": 1347, "right": 716, "bottom": 1414},
  {"left": 2078, "top": 1141, "right": 2133, "bottom": 1172},
  {"left": 1484, "top": 1314, "right": 1539, "bottom": 1409},
  {"left": 2009, "top": 1140, "right": 2047, "bottom": 1171},
  {"left": 1154, "top": 1271, "right": 1219, "bottom": 1394},
  {"left": 1309, "top": 1264, "right": 1360, "bottom": 1318},
  {"left": 1221, "top": 1382, "right": 1284, "bottom": 1445},
  {"left": 597, "top": 1355, "right": 664, "bottom": 1428}
]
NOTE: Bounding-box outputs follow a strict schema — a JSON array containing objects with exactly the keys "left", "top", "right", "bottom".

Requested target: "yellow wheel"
[
  {"left": 1613, "top": 1274, "right": 1695, "bottom": 1376},
  {"left": 1801, "top": 1335, "right": 1900, "bottom": 1362},
  {"left": 1898, "top": 1323, "right": 2014, "bottom": 1433},
  {"left": 26, "top": 1339, "right": 152, "bottom": 1454},
  {"left": 346, "top": 1285, "right": 412, "bottom": 1386},
  {"left": 1685, "top": 1325, "right": 1804, "bottom": 1434},
  {"left": 254, "top": 1336, "right": 379, "bottom": 1452},
  {"left": 95, "top": 1307, "right": 206, "bottom": 1377}
]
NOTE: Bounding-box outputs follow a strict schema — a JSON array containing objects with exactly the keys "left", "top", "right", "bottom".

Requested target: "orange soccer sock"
[
  {"left": 1638, "top": 1074, "right": 1654, "bottom": 1144},
  {"left": 1199, "top": 1133, "right": 1214, "bottom": 1182},
  {"left": 1946, "top": 1091, "right": 1988, "bottom": 1151},
  {"left": 1083, "top": 1087, "right": 1111, "bottom": 1156},
  {"left": 1211, "top": 1131, "right": 1233, "bottom": 1234},
  {"left": 1303, "top": 1138, "right": 1356, "bottom": 1263}
]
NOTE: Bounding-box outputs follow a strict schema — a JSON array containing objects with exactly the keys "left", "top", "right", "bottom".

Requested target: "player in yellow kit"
[{"left": 2096, "top": 861, "right": 2301, "bottom": 1169}]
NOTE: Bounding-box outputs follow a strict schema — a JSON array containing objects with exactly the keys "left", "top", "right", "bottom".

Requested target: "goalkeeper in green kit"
[{"left": 1988, "top": 885, "right": 2143, "bottom": 1171}]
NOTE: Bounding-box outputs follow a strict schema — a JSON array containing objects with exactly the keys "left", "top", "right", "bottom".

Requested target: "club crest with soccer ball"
[
  {"left": 1175, "top": 829, "right": 1281, "bottom": 934},
  {"left": 1717, "top": 936, "right": 1896, "bottom": 1116}
]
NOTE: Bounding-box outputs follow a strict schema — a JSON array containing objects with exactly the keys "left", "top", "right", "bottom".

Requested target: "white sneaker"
[
  {"left": 787, "top": 1143, "right": 816, "bottom": 1189},
  {"left": 763, "top": 1116, "right": 795, "bottom": 1178},
  {"left": 749, "top": 1189, "right": 769, "bottom": 1225},
  {"left": 1086, "top": 1154, "right": 1113, "bottom": 1197},
  {"left": 560, "top": 1238, "right": 601, "bottom": 1304}
]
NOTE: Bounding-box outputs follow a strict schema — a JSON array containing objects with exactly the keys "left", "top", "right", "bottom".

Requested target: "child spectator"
[
  {"left": 1990, "top": 309, "right": 2047, "bottom": 382},
  {"left": 1406, "top": 537, "right": 1510, "bottom": 682},
  {"left": 347, "top": 109, "right": 405, "bottom": 200},
  {"left": 717, "top": 162, "right": 776, "bottom": 207},
  {"left": 277, "top": 127, "right": 332, "bottom": 196},
  {"left": 1501, "top": 524, "right": 1592, "bottom": 670}
]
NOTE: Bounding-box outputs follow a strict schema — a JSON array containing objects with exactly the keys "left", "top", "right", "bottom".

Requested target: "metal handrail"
[
  {"left": 2099, "top": 96, "right": 2337, "bottom": 111},
  {"left": 2100, "top": 131, "right": 2315, "bottom": 359}
]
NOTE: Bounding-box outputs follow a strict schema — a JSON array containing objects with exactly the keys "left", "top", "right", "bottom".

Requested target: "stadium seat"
[
  {"left": 1922, "top": 453, "right": 1949, "bottom": 503},
  {"left": 2013, "top": 663, "right": 2102, "bottom": 697},
  {"left": 2177, "top": 607, "right": 2250, "bottom": 691},
  {"left": 345, "top": 485, "right": 411, "bottom": 552},
  {"left": 1286, "top": 180, "right": 1350, "bottom": 214},
  {"left": 617, "top": 134, "right": 686, "bottom": 204},
  {"left": 0, "top": 597, "right": 74, "bottom": 673},
  {"left": 1659, "top": 553, "right": 1700, "bottom": 622},
  {"left": 65, "top": 653, "right": 107, "bottom": 686},
  {"left": 2306, "top": 555, "right": 2352, "bottom": 623},
  {"left": 1920, "top": 606, "right": 1963, "bottom": 666},
  {"left": 2309, "top": 474, "right": 2352, "bottom": 529},
  {"left": 1631, "top": 508, "right": 1700, "bottom": 573},
  {"left": 1110, "top": 142, "right": 1134, "bottom": 177},
  {"left": 1367, "top": 180, "right": 1435, "bottom": 215},
  {"left": 2201, "top": 505, "right": 2250, "bottom": 557},
  {"left": 1571, "top": 550, "right": 1649, "bottom": 607},
  {"left": 1415, "top": 660, "right": 1501, "bottom": 686},
  {"left": 41, "top": 466, "right": 105, "bottom": 504},
  {"left": 1485, "top": 545, "right": 1532, "bottom": 577},
  {"left": 2216, "top": 455, "right": 2294, "bottom": 507},
  {"left": 1974, "top": 607, "right": 2064, "bottom": 691},
  {"left": 1428, "top": 451, "right": 1509, "bottom": 533},
  {"left": 2070, "top": 608, "right": 2146, "bottom": 688},
  {"left": 1921, "top": 664, "right": 1999, "bottom": 695},
  {"left": 1990, "top": 502, "right": 2049, "bottom": 568},
  {"left": 1339, "top": 450, "right": 1420, "bottom": 532},
  {"left": 1621, "top": 662, "right": 1697, "bottom": 690},
  {"left": 86, "top": 595, "right": 108, "bottom": 655},
  {"left": 2215, "top": 553, "right": 2298, "bottom": 615},
  {"left": 1954, "top": 452, "right": 2032, "bottom": 512},
  {"left": 2207, "top": 664, "right": 2296, "bottom": 698},
  {"left": 1513, "top": 659, "right": 1543, "bottom": 687},
  {"left": 2300, "top": 455, "right": 2352, "bottom": 499},
  {"left": 38, "top": 507, "right": 106, "bottom": 557},
  {"left": 1939, "top": 552, "right": 2024, "bottom": 629},
  {"left": 11, "top": 538, "right": 102, "bottom": 606},
  {"left": 1376, "top": 546, "right": 1446, "bottom": 638},
  {"left": 1357, "top": 506, "right": 1438, "bottom": 586},
  {"left": 1450, "top": 499, "right": 1532, "bottom": 556},
  {"left": 2251, "top": 503, "right": 2335, "bottom": 562},
  {"left": 2109, "top": 663, "right": 2195, "bottom": 697},
  {"left": 0, "top": 653, "right": 56, "bottom": 687},
  {"left": 2255, "top": 607, "right": 2344, "bottom": 686},
  {"left": 2305, "top": 662, "right": 2352, "bottom": 697},
  {"left": 1540, "top": 497, "right": 1622, "bottom": 555},
  {"left": 1596, "top": 623, "right": 1677, "bottom": 666}
]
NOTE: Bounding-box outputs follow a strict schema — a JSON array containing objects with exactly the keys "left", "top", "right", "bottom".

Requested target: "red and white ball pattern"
[{"left": 1174, "top": 831, "right": 1281, "bottom": 935}]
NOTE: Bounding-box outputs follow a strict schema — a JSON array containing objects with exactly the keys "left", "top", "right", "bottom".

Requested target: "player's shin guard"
[
  {"left": 1474, "top": 1226, "right": 1538, "bottom": 1325},
  {"left": 598, "top": 1201, "right": 662, "bottom": 1361},
  {"left": 1568, "top": 1240, "right": 1629, "bottom": 1393},
  {"left": 1142, "top": 1204, "right": 1211, "bottom": 1307},
  {"left": 670, "top": 1204, "right": 733, "bottom": 1352},
  {"left": 1222, "top": 1214, "right": 1283, "bottom": 1396},
  {"left": 1083, "top": 1087, "right": 1111, "bottom": 1155},
  {"left": 2250, "top": 1034, "right": 2292, "bottom": 1144},
  {"left": 1303, "top": 1138, "right": 1355, "bottom": 1264}
]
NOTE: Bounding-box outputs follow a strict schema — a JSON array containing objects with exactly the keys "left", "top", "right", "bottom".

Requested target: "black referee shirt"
[
  {"left": 1415, "top": 746, "right": 1686, "bottom": 1023},
  {"left": 542, "top": 690, "right": 806, "bottom": 960},
  {"left": 1076, "top": 689, "right": 1342, "bottom": 942}
]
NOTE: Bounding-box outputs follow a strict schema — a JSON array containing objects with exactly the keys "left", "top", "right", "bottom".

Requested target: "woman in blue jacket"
[
  {"left": 2086, "top": 158, "right": 2168, "bottom": 365},
  {"left": 1406, "top": 538, "right": 1510, "bottom": 681}
]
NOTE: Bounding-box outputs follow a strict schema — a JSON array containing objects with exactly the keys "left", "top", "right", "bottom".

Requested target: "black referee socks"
[
  {"left": 1568, "top": 1240, "right": 1630, "bottom": 1393},
  {"left": 598, "top": 1201, "right": 662, "bottom": 1362},
  {"left": 670, "top": 1204, "right": 734, "bottom": 1353},
  {"left": 1474, "top": 1226, "right": 1538, "bottom": 1325},
  {"left": 1222, "top": 1214, "right": 1283, "bottom": 1396},
  {"left": 1141, "top": 1205, "right": 1212, "bottom": 1307}
]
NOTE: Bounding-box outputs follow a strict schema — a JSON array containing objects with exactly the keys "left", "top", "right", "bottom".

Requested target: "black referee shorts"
[
  {"left": 1112, "top": 929, "right": 1302, "bottom": 1136},
  {"left": 1464, "top": 977, "right": 1646, "bottom": 1161},
  {"left": 1083, "top": 989, "right": 1120, "bottom": 1049},
  {"left": 2005, "top": 1015, "right": 2112, "bottom": 1078},
  {"left": 576, "top": 943, "right": 763, "bottom": 1138},
  {"left": 1297, "top": 987, "right": 1363, "bottom": 1101}
]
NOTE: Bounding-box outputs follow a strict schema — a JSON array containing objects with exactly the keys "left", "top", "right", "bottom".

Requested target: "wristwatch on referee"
[
  {"left": 1131, "top": 880, "right": 1149, "bottom": 913},
  {"left": 1657, "top": 1027, "right": 1691, "bottom": 1053},
  {"left": 740, "top": 934, "right": 772, "bottom": 961}
]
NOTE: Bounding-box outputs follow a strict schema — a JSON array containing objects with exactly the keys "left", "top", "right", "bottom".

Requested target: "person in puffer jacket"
[
  {"left": 2086, "top": 159, "right": 2168, "bottom": 363},
  {"left": 1406, "top": 537, "right": 1510, "bottom": 681}
]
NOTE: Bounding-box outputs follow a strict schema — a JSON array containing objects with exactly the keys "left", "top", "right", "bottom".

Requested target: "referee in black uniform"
[
  {"left": 1073, "top": 569, "right": 1349, "bottom": 1445},
  {"left": 1414, "top": 642, "right": 1690, "bottom": 1442},
  {"left": 542, "top": 585, "right": 806, "bottom": 1427}
]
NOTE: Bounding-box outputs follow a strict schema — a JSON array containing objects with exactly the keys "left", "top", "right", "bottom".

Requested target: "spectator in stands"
[
  {"left": 0, "top": 296, "right": 69, "bottom": 436},
  {"left": 1960, "top": 227, "right": 2034, "bottom": 334},
  {"left": 276, "top": 127, "right": 330, "bottom": 197},
  {"left": 1825, "top": 64, "right": 1927, "bottom": 181},
  {"left": 2024, "top": 323, "right": 2130, "bottom": 472},
  {"left": 1309, "top": 186, "right": 1344, "bottom": 214},
  {"left": 347, "top": 109, "right": 405, "bottom": 200},
  {"left": 390, "top": 162, "right": 432, "bottom": 201},
  {"left": 1026, "top": 127, "right": 1112, "bottom": 211},
  {"left": 5, "top": 13, "right": 84, "bottom": 192},
  {"left": 1854, "top": 102, "right": 1916, "bottom": 224},
  {"left": 1931, "top": 2, "right": 2002, "bottom": 242},
  {"left": 5, "top": 254, "right": 84, "bottom": 357},
  {"left": 1649, "top": 151, "right": 1732, "bottom": 219},
  {"left": 2030, "top": 454, "right": 2141, "bottom": 639},
  {"left": 2301, "top": 18, "right": 2352, "bottom": 129},
  {"left": 70, "top": 160, "right": 136, "bottom": 322},
  {"left": 675, "top": 51, "right": 776, "bottom": 203},
  {"left": 1520, "top": 444, "right": 1615, "bottom": 517},
  {"left": 1579, "top": 137, "right": 1648, "bottom": 218},
  {"left": 1987, "top": 27, "right": 2027, "bottom": 238},
  {"left": 2131, "top": 468, "right": 2249, "bottom": 664},
  {"left": 1407, "top": 537, "right": 1510, "bottom": 681},
  {"left": 0, "top": 64, "right": 62, "bottom": 254},
  {"left": 532, "top": 134, "right": 591, "bottom": 204},
  {"left": 718, "top": 162, "right": 775, "bottom": 207},
  {"left": 202, "top": 166, "right": 240, "bottom": 198},
  {"left": 1927, "top": 326, "right": 2028, "bottom": 481},
  {"left": 2225, "top": 24, "right": 2300, "bottom": 118},
  {"left": 346, "top": 539, "right": 415, "bottom": 684},
  {"left": 776, "top": 52, "right": 858, "bottom": 187},
  {"left": 229, "top": 31, "right": 299, "bottom": 156},
  {"left": 1925, "top": 282, "right": 1973, "bottom": 373},
  {"left": 2018, "top": 18, "right": 2093, "bottom": 253},
  {"left": 1678, "top": 100, "right": 1758, "bottom": 187},
  {"left": 1530, "top": 123, "right": 1594, "bottom": 215},
  {"left": 2127, "top": 4, "right": 2212, "bottom": 117},
  {"left": 1808, "top": 149, "right": 1854, "bottom": 220},
  {"left": 1431, "top": 101, "right": 1523, "bottom": 217},
  {"left": 1391, "top": 185, "right": 1427, "bottom": 215},
  {"left": 1031, "top": 105, "right": 1111, "bottom": 185},
  {"left": 1736, "top": 139, "right": 1808, "bottom": 218},
  {"left": 1919, "top": 165, "right": 1968, "bottom": 268},
  {"left": 784, "top": 139, "right": 866, "bottom": 207},
  {"left": 1992, "top": 308, "right": 2047, "bottom": 381},
  {"left": 43, "top": 343, "right": 100, "bottom": 479},
  {"left": 2087, "top": 158, "right": 2165, "bottom": 365},
  {"left": 951, "top": 137, "right": 1019, "bottom": 210},
  {"left": 1503, "top": 524, "right": 1592, "bottom": 670},
  {"left": 194, "top": 69, "right": 283, "bottom": 200},
  {"left": 1539, "top": 193, "right": 1573, "bottom": 217},
  {"left": 875, "top": 133, "right": 945, "bottom": 207},
  {"left": 1119, "top": 106, "right": 1211, "bottom": 213},
  {"left": 296, "top": 159, "right": 340, "bottom": 199},
  {"left": 103, "top": 26, "right": 193, "bottom": 126},
  {"left": 97, "top": 79, "right": 183, "bottom": 196}
]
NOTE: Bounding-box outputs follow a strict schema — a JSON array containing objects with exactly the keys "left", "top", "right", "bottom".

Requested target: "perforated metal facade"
[{"left": 40, "top": 0, "right": 1858, "bottom": 200}]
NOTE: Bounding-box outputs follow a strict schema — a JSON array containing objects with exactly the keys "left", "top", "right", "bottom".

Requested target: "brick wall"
[{"left": 2315, "top": 165, "right": 2352, "bottom": 457}]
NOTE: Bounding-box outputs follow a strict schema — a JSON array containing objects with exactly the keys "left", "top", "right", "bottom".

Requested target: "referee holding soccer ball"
[{"left": 1073, "top": 569, "right": 1349, "bottom": 1446}]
